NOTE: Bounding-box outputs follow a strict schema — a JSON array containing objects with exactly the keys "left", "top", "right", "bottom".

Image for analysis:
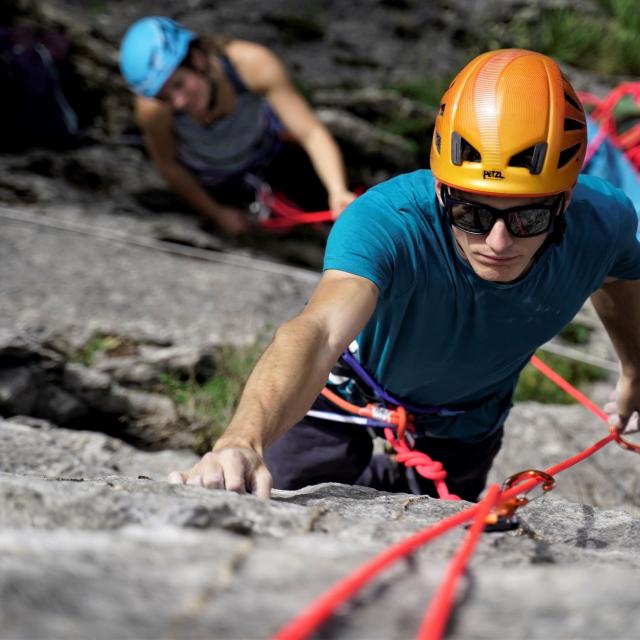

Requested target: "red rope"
[
  {"left": 320, "top": 387, "right": 459, "bottom": 499},
  {"left": 260, "top": 211, "right": 335, "bottom": 230},
  {"left": 272, "top": 355, "right": 626, "bottom": 640},
  {"left": 578, "top": 83, "right": 640, "bottom": 174},
  {"left": 529, "top": 355, "right": 609, "bottom": 422},
  {"left": 384, "top": 427, "right": 460, "bottom": 500},
  {"left": 271, "top": 500, "right": 486, "bottom": 640},
  {"left": 258, "top": 192, "right": 335, "bottom": 230},
  {"left": 416, "top": 484, "right": 501, "bottom": 640}
]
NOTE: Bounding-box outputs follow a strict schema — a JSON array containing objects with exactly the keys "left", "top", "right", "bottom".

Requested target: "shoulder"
[
  {"left": 346, "top": 170, "right": 437, "bottom": 225},
  {"left": 324, "top": 171, "right": 438, "bottom": 293},
  {"left": 225, "top": 40, "right": 286, "bottom": 92},
  {"left": 369, "top": 169, "right": 435, "bottom": 202},
  {"left": 135, "top": 96, "right": 173, "bottom": 131},
  {"left": 573, "top": 173, "right": 635, "bottom": 207},
  {"left": 570, "top": 174, "right": 638, "bottom": 233},
  {"left": 328, "top": 170, "right": 438, "bottom": 256}
]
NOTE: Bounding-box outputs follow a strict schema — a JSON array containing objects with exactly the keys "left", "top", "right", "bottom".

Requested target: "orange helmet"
[{"left": 430, "top": 49, "right": 587, "bottom": 197}]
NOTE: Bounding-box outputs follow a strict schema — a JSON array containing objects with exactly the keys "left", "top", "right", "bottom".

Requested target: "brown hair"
[{"left": 186, "top": 34, "right": 231, "bottom": 61}]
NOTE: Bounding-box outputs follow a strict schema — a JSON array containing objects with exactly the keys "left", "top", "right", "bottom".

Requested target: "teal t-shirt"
[{"left": 323, "top": 170, "right": 640, "bottom": 441}]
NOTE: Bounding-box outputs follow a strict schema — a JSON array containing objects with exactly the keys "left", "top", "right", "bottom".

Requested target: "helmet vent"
[
  {"left": 434, "top": 131, "right": 441, "bottom": 153},
  {"left": 557, "top": 143, "right": 582, "bottom": 168},
  {"left": 438, "top": 103, "right": 445, "bottom": 116},
  {"left": 564, "top": 91, "right": 582, "bottom": 111},
  {"left": 451, "top": 132, "right": 481, "bottom": 165},
  {"left": 564, "top": 118, "right": 585, "bottom": 131},
  {"left": 509, "top": 142, "right": 547, "bottom": 174}
]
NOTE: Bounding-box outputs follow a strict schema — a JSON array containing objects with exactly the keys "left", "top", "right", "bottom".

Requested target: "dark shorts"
[{"left": 264, "top": 396, "right": 505, "bottom": 502}]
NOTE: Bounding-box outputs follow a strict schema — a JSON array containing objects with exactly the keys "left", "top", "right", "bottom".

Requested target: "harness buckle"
[{"left": 367, "top": 403, "right": 415, "bottom": 446}]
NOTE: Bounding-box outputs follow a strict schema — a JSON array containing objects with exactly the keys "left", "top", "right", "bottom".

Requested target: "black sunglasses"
[{"left": 441, "top": 187, "right": 564, "bottom": 238}]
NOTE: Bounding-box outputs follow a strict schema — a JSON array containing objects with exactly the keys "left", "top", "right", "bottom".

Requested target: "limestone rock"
[{"left": 1, "top": 421, "right": 640, "bottom": 639}]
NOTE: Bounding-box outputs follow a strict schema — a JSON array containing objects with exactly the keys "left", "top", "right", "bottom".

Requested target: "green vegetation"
[
  {"left": 392, "top": 77, "right": 451, "bottom": 108},
  {"left": 158, "top": 341, "right": 265, "bottom": 452},
  {"left": 558, "top": 321, "right": 592, "bottom": 346},
  {"left": 467, "top": 0, "right": 640, "bottom": 76},
  {"left": 515, "top": 352, "right": 608, "bottom": 405},
  {"left": 73, "top": 334, "right": 136, "bottom": 366},
  {"left": 515, "top": 321, "right": 606, "bottom": 403},
  {"left": 376, "top": 118, "right": 421, "bottom": 151},
  {"left": 368, "top": 77, "right": 449, "bottom": 156}
]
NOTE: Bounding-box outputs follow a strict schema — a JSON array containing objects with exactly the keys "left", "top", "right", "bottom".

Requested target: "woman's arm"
[
  {"left": 136, "top": 98, "right": 250, "bottom": 236},
  {"left": 228, "top": 41, "right": 355, "bottom": 216},
  {"left": 169, "top": 269, "right": 379, "bottom": 496}
]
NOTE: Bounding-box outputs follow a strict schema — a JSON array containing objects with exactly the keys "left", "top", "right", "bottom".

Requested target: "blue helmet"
[{"left": 119, "top": 17, "right": 196, "bottom": 97}]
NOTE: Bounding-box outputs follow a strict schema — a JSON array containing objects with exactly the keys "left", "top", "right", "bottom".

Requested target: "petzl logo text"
[{"left": 482, "top": 170, "right": 505, "bottom": 180}]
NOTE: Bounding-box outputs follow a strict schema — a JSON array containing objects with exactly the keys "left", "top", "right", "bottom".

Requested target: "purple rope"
[{"left": 340, "top": 350, "right": 463, "bottom": 417}]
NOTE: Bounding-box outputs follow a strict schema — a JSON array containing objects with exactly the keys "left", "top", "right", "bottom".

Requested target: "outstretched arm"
[
  {"left": 229, "top": 41, "right": 355, "bottom": 216},
  {"left": 169, "top": 270, "right": 379, "bottom": 497},
  {"left": 136, "top": 98, "right": 250, "bottom": 236},
  {"left": 591, "top": 278, "right": 640, "bottom": 431}
]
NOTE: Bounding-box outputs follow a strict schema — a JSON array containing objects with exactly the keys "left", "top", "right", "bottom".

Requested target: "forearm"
[
  {"left": 159, "top": 163, "right": 229, "bottom": 223},
  {"left": 299, "top": 125, "right": 349, "bottom": 198},
  {"left": 591, "top": 279, "right": 640, "bottom": 378},
  {"left": 214, "top": 314, "right": 342, "bottom": 454}
]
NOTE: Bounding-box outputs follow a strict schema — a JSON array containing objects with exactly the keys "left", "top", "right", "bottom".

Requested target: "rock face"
[
  {"left": 2, "top": 418, "right": 640, "bottom": 640},
  {"left": 0, "top": 205, "right": 318, "bottom": 346},
  {"left": 2, "top": 2, "right": 637, "bottom": 638}
]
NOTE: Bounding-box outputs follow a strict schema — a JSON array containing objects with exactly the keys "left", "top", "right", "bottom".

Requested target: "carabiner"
[
  {"left": 483, "top": 469, "right": 556, "bottom": 533},
  {"left": 502, "top": 469, "right": 557, "bottom": 496}
]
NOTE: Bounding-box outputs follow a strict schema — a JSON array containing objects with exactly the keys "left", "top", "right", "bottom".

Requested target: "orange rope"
[{"left": 320, "top": 387, "right": 459, "bottom": 499}]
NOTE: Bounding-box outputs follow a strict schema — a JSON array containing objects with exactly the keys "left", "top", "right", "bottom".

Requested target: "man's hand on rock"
[{"left": 168, "top": 447, "right": 272, "bottom": 499}]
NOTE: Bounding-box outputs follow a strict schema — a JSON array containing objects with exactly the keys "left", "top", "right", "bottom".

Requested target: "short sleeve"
[
  {"left": 608, "top": 191, "right": 640, "bottom": 280},
  {"left": 323, "top": 188, "right": 401, "bottom": 293}
]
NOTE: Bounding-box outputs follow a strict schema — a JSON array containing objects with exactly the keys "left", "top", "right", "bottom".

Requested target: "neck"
[{"left": 202, "top": 57, "right": 235, "bottom": 123}]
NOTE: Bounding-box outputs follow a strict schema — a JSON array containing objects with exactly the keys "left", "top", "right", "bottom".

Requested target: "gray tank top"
[{"left": 173, "top": 55, "right": 284, "bottom": 187}]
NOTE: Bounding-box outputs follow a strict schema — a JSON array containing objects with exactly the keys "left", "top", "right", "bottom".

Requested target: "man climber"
[{"left": 169, "top": 49, "right": 640, "bottom": 501}]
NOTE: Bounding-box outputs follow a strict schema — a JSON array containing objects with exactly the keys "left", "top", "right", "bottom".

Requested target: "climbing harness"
[
  {"left": 320, "top": 385, "right": 459, "bottom": 500},
  {"left": 309, "top": 347, "right": 501, "bottom": 499},
  {"left": 273, "top": 353, "right": 640, "bottom": 640}
]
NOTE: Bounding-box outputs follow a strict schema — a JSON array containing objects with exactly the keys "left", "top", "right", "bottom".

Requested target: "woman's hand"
[
  {"left": 212, "top": 205, "right": 252, "bottom": 237},
  {"left": 329, "top": 190, "right": 357, "bottom": 219}
]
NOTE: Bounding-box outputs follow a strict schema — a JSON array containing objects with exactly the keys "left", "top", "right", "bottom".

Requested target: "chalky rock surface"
[
  {"left": 490, "top": 402, "right": 640, "bottom": 515},
  {"left": 0, "top": 207, "right": 318, "bottom": 347},
  {"left": 2, "top": 418, "right": 640, "bottom": 640}
]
